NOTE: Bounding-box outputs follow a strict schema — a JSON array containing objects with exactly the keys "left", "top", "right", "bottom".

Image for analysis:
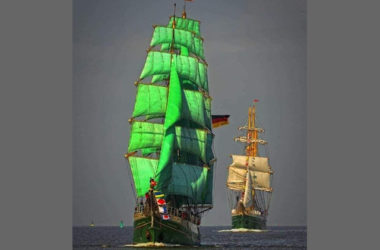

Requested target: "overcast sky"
[{"left": 73, "top": 0, "right": 306, "bottom": 226}]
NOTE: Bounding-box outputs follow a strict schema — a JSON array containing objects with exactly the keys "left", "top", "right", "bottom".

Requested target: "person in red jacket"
[{"left": 149, "top": 178, "right": 157, "bottom": 190}]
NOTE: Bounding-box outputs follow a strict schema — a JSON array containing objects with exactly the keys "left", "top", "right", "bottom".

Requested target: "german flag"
[{"left": 212, "top": 115, "right": 230, "bottom": 128}]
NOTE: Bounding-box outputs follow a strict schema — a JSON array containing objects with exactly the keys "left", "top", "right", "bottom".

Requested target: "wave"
[
  {"left": 218, "top": 228, "right": 269, "bottom": 233},
  {"left": 123, "top": 242, "right": 182, "bottom": 248}
]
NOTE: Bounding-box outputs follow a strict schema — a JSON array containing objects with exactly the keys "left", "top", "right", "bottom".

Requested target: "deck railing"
[{"left": 134, "top": 204, "right": 200, "bottom": 225}]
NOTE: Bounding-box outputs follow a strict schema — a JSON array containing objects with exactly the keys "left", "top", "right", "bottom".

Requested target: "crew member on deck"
[
  {"left": 149, "top": 178, "right": 157, "bottom": 191},
  {"left": 236, "top": 192, "right": 246, "bottom": 214}
]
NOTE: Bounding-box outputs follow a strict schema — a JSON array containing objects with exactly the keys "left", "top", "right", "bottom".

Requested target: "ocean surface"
[{"left": 73, "top": 226, "right": 307, "bottom": 249}]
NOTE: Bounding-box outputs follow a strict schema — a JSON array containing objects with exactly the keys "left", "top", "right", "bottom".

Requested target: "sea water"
[{"left": 73, "top": 226, "right": 307, "bottom": 249}]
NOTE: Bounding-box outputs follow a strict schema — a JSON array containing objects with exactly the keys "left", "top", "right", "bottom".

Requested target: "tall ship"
[
  {"left": 226, "top": 102, "right": 273, "bottom": 230},
  {"left": 124, "top": 3, "right": 225, "bottom": 246}
]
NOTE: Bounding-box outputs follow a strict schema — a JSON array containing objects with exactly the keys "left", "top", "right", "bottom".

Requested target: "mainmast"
[
  {"left": 246, "top": 106, "right": 258, "bottom": 157},
  {"left": 182, "top": 0, "right": 187, "bottom": 19},
  {"left": 170, "top": 3, "right": 176, "bottom": 54},
  {"left": 245, "top": 105, "right": 257, "bottom": 210},
  {"left": 234, "top": 103, "right": 267, "bottom": 146}
]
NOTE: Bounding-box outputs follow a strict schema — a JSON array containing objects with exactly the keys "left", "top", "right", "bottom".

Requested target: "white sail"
[
  {"left": 227, "top": 163, "right": 272, "bottom": 192},
  {"left": 231, "top": 155, "right": 272, "bottom": 173},
  {"left": 251, "top": 171, "right": 271, "bottom": 190},
  {"left": 243, "top": 171, "right": 253, "bottom": 207}
]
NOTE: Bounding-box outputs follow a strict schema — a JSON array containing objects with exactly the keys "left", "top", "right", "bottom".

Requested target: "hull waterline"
[
  {"left": 232, "top": 214, "right": 266, "bottom": 230},
  {"left": 133, "top": 213, "right": 200, "bottom": 246}
]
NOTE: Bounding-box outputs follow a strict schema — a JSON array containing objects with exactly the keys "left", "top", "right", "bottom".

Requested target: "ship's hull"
[
  {"left": 231, "top": 214, "right": 266, "bottom": 230},
  {"left": 133, "top": 212, "right": 200, "bottom": 246}
]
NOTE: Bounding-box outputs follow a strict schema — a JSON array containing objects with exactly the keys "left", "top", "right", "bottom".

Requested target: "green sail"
[
  {"left": 132, "top": 84, "right": 168, "bottom": 118},
  {"left": 180, "top": 46, "right": 189, "bottom": 57},
  {"left": 132, "top": 84, "right": 211, "bottom": 129},
  {"left": 129, "top": 156, "right": 210, "bottom": 204},
  {"left": 174, "top": 126, "right": 213, "bottom": 163},
  {"left": 204, "top": 97, "right": 212, "bottom": 129},
  {"left": 150, "top": 26, "right": 205, "bottom": 59},
  {"left": 156, "top": 57, "right": 182, "bottom": 192},
  {"left": 128, "top": 121, "right": 213, "bottom": 162},
  {"left": 182, "top": 88, "right": 212, "bottom": 129},
  {"left": 140, "top": 52, "right": 208, "bottom": 92},
  {"left": 167, "top": 163, "right": 209, "bottom": 204},
  {"left": 168, "top": 17, "right": 200, "bottom": 35},
  {"left": 141, "top": 147, "right": 159, "bottom": 156},
  {"left": 128, "top": 121, "right": 164, "bottom": 153},
  {"left": 128, "top": 156, "right": 158, "bottom": 197},
  {"left": 203, "top": 164, "right": 214, "bottom": 204},
  {"left": 152, "top": 74, "right": 168, "bottom": 83}
]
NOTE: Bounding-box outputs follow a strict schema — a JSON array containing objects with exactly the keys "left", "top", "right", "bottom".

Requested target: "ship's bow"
[
  {"left": 231, "top": 213, "right": 267, "bottom": 230},
  {"left": 133, "top": 208, "right": 200, "bottom": 246}
]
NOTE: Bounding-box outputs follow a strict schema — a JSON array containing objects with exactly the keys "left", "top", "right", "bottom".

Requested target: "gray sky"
[{"left": 73, "top": 0, "right": 306, "bottom": 226}]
